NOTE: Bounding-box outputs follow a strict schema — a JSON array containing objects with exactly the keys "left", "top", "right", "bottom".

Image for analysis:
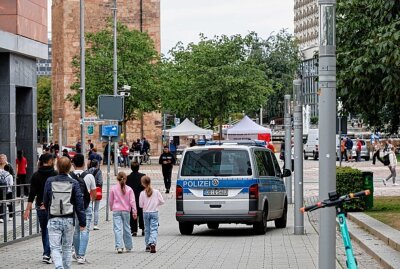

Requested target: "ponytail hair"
[
  {"left": 141, "top": 176, "right": 153, "bottom": 197},
  {"left": 117, "top": 171, "right": 127, "bottom": 195}
]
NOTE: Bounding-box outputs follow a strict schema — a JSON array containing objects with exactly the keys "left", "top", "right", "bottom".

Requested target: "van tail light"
[
  {"left": 176, "top": 185, "right": 183, "bottom": 200},
  {"left": 249, "top": 184, "right": 259, "bottom": 199}
]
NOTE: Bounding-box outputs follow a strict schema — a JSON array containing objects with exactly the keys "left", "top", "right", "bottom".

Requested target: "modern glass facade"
[
  {"left": 37, "top": 36, "right": 52, "bottom": 76},
  {"left": 301, "top": 57, "right": 319, "bottom": 117}
]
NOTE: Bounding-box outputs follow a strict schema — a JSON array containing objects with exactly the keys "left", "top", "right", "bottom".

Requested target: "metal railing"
[{"left": 0, "top": 184, "right": 40, "bottom": 246}]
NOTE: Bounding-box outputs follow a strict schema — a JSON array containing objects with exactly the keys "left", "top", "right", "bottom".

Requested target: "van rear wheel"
[
  {"left": 207, "top": 222, "right": 219, "bottom": 229},
  {"left": 179, "top": 222, "right": 194, "bottom": 235},
  {"left": 275, "top": 201, "right": 287, "bottom": 228},
  {"left": 253, "top": 208, "right": 267, "bottom": 235}
]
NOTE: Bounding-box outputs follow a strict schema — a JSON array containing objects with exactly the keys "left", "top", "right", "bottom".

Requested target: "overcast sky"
[{"left": 160, "top": 0, "right": 294, "bottom": 55}]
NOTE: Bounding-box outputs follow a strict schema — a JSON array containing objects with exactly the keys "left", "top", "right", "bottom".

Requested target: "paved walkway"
[{"left": 0, "top": 158, "right": 396, "bottom": 268}]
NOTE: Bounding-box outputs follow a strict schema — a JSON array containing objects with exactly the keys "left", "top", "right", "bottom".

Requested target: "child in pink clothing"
[
  {"left": 109, "top": 172, "right": 137, "bottom": 253},
  {"left": 139, "top": 176, "right": 165, "bottom": 253}
]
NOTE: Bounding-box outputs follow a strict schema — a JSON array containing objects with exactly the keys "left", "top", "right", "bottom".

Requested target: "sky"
[{"left": 160, "top": 0, "right": 294, "bottom": 55}]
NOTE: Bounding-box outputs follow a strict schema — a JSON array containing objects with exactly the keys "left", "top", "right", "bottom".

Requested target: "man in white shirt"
[{"left": 71, "top": 154, "right": 96, "bottom": 264}]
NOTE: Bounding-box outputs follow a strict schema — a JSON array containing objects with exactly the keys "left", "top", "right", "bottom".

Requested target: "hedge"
[{"left": 336, "top": 166, "right": 366, "bottom": 211}]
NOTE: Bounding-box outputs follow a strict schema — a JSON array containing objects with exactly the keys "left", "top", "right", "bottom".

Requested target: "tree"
[
  {"left": 337, "top": 0, "right": 400, "bottom": 133},
  {"left": 68, "top": 22, "right": 160, "bottom": 137},
  {"left": 249, "top": 30, "right": 302, "bottom": 122},
  {"left": 37, "top": 76, "right": 52, "bottom": 142},
  {"left": 161, "top": 33, "right": 272, "bottom": 135}
]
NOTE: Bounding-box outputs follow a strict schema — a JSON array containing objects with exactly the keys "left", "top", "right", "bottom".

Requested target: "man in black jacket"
[
  {"left": 43, "top": 157, "right": 86, "bottom": 269},
  {"left": 126, "top": 161, "right": 145, "bottom": 236},
  {"left": 24, "top": 153, "right": 57, "bottom": 264},
  {"left": 159, "top": 145, "right": 176, "bottom": 193}
]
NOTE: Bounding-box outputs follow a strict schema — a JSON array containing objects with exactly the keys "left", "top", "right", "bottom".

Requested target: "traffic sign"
[
  {"left": 101, "top": 125, "right": 119, "bottom": 137},
  {"left": 87, "top": 125, "right": 94, "bottom": 135}
]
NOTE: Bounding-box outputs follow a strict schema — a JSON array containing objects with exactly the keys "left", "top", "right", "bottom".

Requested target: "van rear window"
[{"left": 181, "top": 149, "right": 252, "bottom": 177}]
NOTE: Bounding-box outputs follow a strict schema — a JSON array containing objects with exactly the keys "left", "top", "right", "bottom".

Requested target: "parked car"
[
  {"left": 62, "top": 146, "right": 77, "bottom": 159},
  {"left": 176, "top": 143, "right": 291, "bottom": 235},
  {"left": 352, "top": 139, "right": 370, "bottom": 161},
  {"left": 304, "top": 129, "right": 319, "bottom": 160}
]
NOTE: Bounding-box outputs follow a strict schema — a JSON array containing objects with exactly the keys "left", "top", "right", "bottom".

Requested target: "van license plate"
[{"left": 203, "top": 189, "right": 228, "bottom": 196}]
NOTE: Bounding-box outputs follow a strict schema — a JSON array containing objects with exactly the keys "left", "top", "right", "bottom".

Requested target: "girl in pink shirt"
[
  {"left": 109, "top": 172, "right": 137, "bottom": 253},
  {"left": 139, "top": 176, "right": 164, "bottom": 253}
]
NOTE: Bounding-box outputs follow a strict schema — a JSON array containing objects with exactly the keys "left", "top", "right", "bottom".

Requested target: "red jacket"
[{"left": 121, "top": 146, "right": 129, "bottom": 156}]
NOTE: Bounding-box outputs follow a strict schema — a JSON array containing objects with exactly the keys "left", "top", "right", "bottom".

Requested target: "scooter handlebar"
[{"left": 300, "top": 190, "right": 371, "bottom": 213}]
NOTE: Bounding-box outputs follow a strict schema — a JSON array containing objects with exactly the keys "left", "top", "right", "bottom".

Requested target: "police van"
[{"left": 176, "top": 143, "right": 291, "bottom": 235}]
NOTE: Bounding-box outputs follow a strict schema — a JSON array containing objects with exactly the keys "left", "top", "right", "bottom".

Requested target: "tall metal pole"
[
  {"left": 106, "top": 139, "right": 111, "bottom": 221},
  {"left": 284, "top": 95, "right": 292, "bottom": 204},
  {"left": 260, "top": 107, "right": 263, "bottom": 126},
  {"left": 80, "top": 0, "right": 86, "bottom": 156},
  {"left": 112, "top": 0, "right": 118, "bottom": 175},
  {"left": 58, "top": 118, "right": 63, "bottom": 151},
  {"left": 293, "top": 79, "right": 304, "bottom": 235},
  {"left": 318, "top": 0, "right": 337, "bottom": 268}
]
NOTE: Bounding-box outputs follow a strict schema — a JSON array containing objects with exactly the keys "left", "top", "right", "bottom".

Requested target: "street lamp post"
[
  {"left": 112, "top": 0, "right": 118, "bottom": 175},
  {"left": 284, "top": 95, "right": 292, "bottom": 204},
  {"left": 318, "top": 0, "right": 337, "bottom": 268},
  {"left": 80, "top": 0, "right": 86, "bottom": 155}
]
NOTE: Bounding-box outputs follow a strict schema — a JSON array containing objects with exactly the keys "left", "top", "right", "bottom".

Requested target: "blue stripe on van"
[{"left": 177, "top": 178, "right": 286, "bottom": 193}]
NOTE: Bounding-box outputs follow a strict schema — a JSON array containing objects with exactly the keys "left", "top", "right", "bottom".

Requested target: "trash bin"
[{"left": 362, "top": 171, "right": 374, "bottom": 209}]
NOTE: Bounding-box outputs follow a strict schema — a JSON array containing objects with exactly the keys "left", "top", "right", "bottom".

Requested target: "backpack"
[
  {"left": 70, "top": 171, "right": 91, "bottom": 209},
  {"left": 90, "top": 168, "right": 102, "bottom": 187},
  {"left": 383, "top": 154, "right": 390, "bottom": 166},
  {"left": 49, "top": 179, "right": 74, "bottom": 216},
  {"left": 0, "top": 171, "right": 8, "bottom": 186}
]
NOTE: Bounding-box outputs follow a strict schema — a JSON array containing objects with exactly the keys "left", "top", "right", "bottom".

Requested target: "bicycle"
[{"left": 300, "top": 189, "right": 371, "bottom": 269}]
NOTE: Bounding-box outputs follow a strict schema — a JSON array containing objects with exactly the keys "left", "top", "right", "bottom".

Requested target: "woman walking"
[
  {"left": 16, "top": 150, "right": 28, "bottom": 197},
  {"left": 382, "top": 147, "right": 398, "bottom": 186},
  {"left": 109, "top": 172, "right": 137, "bottom": 253},
  {"left": 139, "top": 176, "right": 165, "bottom": 253}
]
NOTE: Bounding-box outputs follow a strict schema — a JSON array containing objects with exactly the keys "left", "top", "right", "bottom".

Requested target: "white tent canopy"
[
  {"left": 227, "top": 115, "right": 271, "bottom": 134},
  {"left": 166, "top": 118, "right": 213, "bottom": 137}
]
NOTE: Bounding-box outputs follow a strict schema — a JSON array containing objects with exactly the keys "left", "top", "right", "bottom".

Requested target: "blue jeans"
[
  {"left": 113, "top": 211, "right": 133, "bottom": 249},
  {"left": 144, "top": 212, "right": 159, "bottom": 246},
  {"left": 93, "top": 200, "right": 100, "bottom": 226},
  {"left": 37, "top": 207, "right": 50, "bottom": 256},
  {"left": 73, "top": 204, "right": 92, "bottom": 256},
  {"left": 48, "top": 217, "right": 74, "bottom": 269}
]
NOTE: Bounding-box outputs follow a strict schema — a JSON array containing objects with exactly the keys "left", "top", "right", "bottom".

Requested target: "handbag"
[{"left": 96, "top": 186, "right": 102, "bottom": 200}]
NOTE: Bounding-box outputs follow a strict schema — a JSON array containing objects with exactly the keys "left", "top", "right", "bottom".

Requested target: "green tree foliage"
[
  {"left": 37, "top": 76, "right": 52, "bottom": 134},
  {"left": 337, "top": 0, "right": 400, "bottom": 133},
  {"left": 161, "top": 33, "right": 273, "bottom": 130},
  {"left": 69, "top": 22, "right": 160, "bottom": 123},
  {"left": 251, "top": 30, "right": 301, "bottom": 121}
]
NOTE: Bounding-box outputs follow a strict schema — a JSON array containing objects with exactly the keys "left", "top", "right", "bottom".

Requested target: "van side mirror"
[{"left": 282, "top": 169, "right": 291, "bottom": 178}]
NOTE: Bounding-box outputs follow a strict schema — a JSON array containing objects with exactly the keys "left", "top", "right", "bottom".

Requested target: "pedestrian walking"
[
  {"left": 0, "top": 165, "right": 14, "bottom": 223},
  {"left": 372, "top": 140, "right": 381, "bottom": 165},
  {"left": 16, "top": 150, "right": 28, "bottom": 197},
  {"left": 382, "top": 147, "right": 398, "bottom": 186},
  {"left": 341, "top": 138, "right": 347, "bottom": 161},
  {"left": 159, "top": 146, "right": 176, "bottom": 194},
  {"left": 345, "top": 137, "right": 353, "bottom": 162},
  {"left": 43, "top": 157, "right": 86, "bottom": 269},
  {"left": 126, "top": 161, "right": 145, "bottom": 236},
  {"left": 70, "top": 154, "right": 97, "bottom": 264},
  {"left": 121, "top": 143, "right": 130, "bottom": 168},
  {"left": 109, "top": 171, "right": 137, "bottom": 253},
  {"left": 355, "top": 138, "right": 362, "bottom": 162},
  {"left": 88, "top": 159, "right": 102, "bottom": 231},
  {"left": 24, "top": 153, "right": 57, "bottom": 264},
  {"left": 139, "top": 176, "right": 165, "bottom": 253}
]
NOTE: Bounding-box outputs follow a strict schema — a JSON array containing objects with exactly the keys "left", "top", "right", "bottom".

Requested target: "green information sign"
[{"left": 87, "top": 125, "right": 94, "bottom": 135}]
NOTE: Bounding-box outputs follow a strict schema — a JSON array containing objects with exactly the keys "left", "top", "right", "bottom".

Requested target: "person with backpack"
[
  {"left": 0, "top": 164, "right": 14, "bottom": 223},
  {"left": 139, "top": 176, "right": 164, "bottom": 253},
  {"left": 70, "top": 154, "right": 97, "bottom": 264},
  {"left": 88, "top": 148, "right": 103, "bottom": 168},
  {"left": 382, "top": 146, "right": 398, "bottom": 186},
  {"left": 126, "top": 161, "right": 145, "bottom": 236},
  {"left": 88, "top": 159, "right": 103, "bottom": 230},
  {"left": 23, "top": 153, "right": 57, "bottom": 264},
  {"left": 345, "top": 137, "right": 354, "bottom": 162},
  {"left": 0, "top": 154, "right": 15, "bottom": 182},
  {"left": 109, "top": 171, "right": 137, "bottom": 253},
  {"left": 43, "top": 157, "right": 86, "bottom": 269}
]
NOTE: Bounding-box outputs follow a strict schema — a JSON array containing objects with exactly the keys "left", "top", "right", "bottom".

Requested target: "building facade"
[
  {"left": 0, "top": 0, "right": 48, "bottom": 178},
  {"left": 294, "top": 0, "right": 319, "bottom": 117},
  {"left": 52, "top": 0, "right": 162, "bottom": 153},
  {"left": 37, "top": 35, "right": 52, "bottom": 76}
]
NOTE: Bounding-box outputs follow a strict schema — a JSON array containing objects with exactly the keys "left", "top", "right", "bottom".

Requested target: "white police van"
[{"left": 176, "top": 143, "right": 291, "bottom": 235}]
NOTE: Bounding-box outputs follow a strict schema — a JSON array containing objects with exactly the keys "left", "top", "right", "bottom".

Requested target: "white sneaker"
[
  {"left": 117, "top": 248, "right": 123, "bottom": 254},
  {"left": 93, "top": 225, "right": 99, "bottom": 230},
  {"left": 72, "top": 252, "right": 78, "bottom": 261},
  {"left": 0, "top": 219, "right": 3, "bottom": 223},
  {"left": 393, "top": 183, "right": 399, "bottom": 186},
  {"left": 8, "top": 217, "right": 13, "bottom": 221},
  {"left": 42, "top": 255, "right": 52, "bottom": 264},
  {"left": 77, "top": 256, "right": 86, "bottom": 264},
  {"left": 382, "top": 179, "right": 386, "bottom": 186}
]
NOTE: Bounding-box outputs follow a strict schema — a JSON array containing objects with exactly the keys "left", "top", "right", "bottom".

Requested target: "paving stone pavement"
[{"left": 0, "top": 158, "right": 396, "bottom": 268}]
